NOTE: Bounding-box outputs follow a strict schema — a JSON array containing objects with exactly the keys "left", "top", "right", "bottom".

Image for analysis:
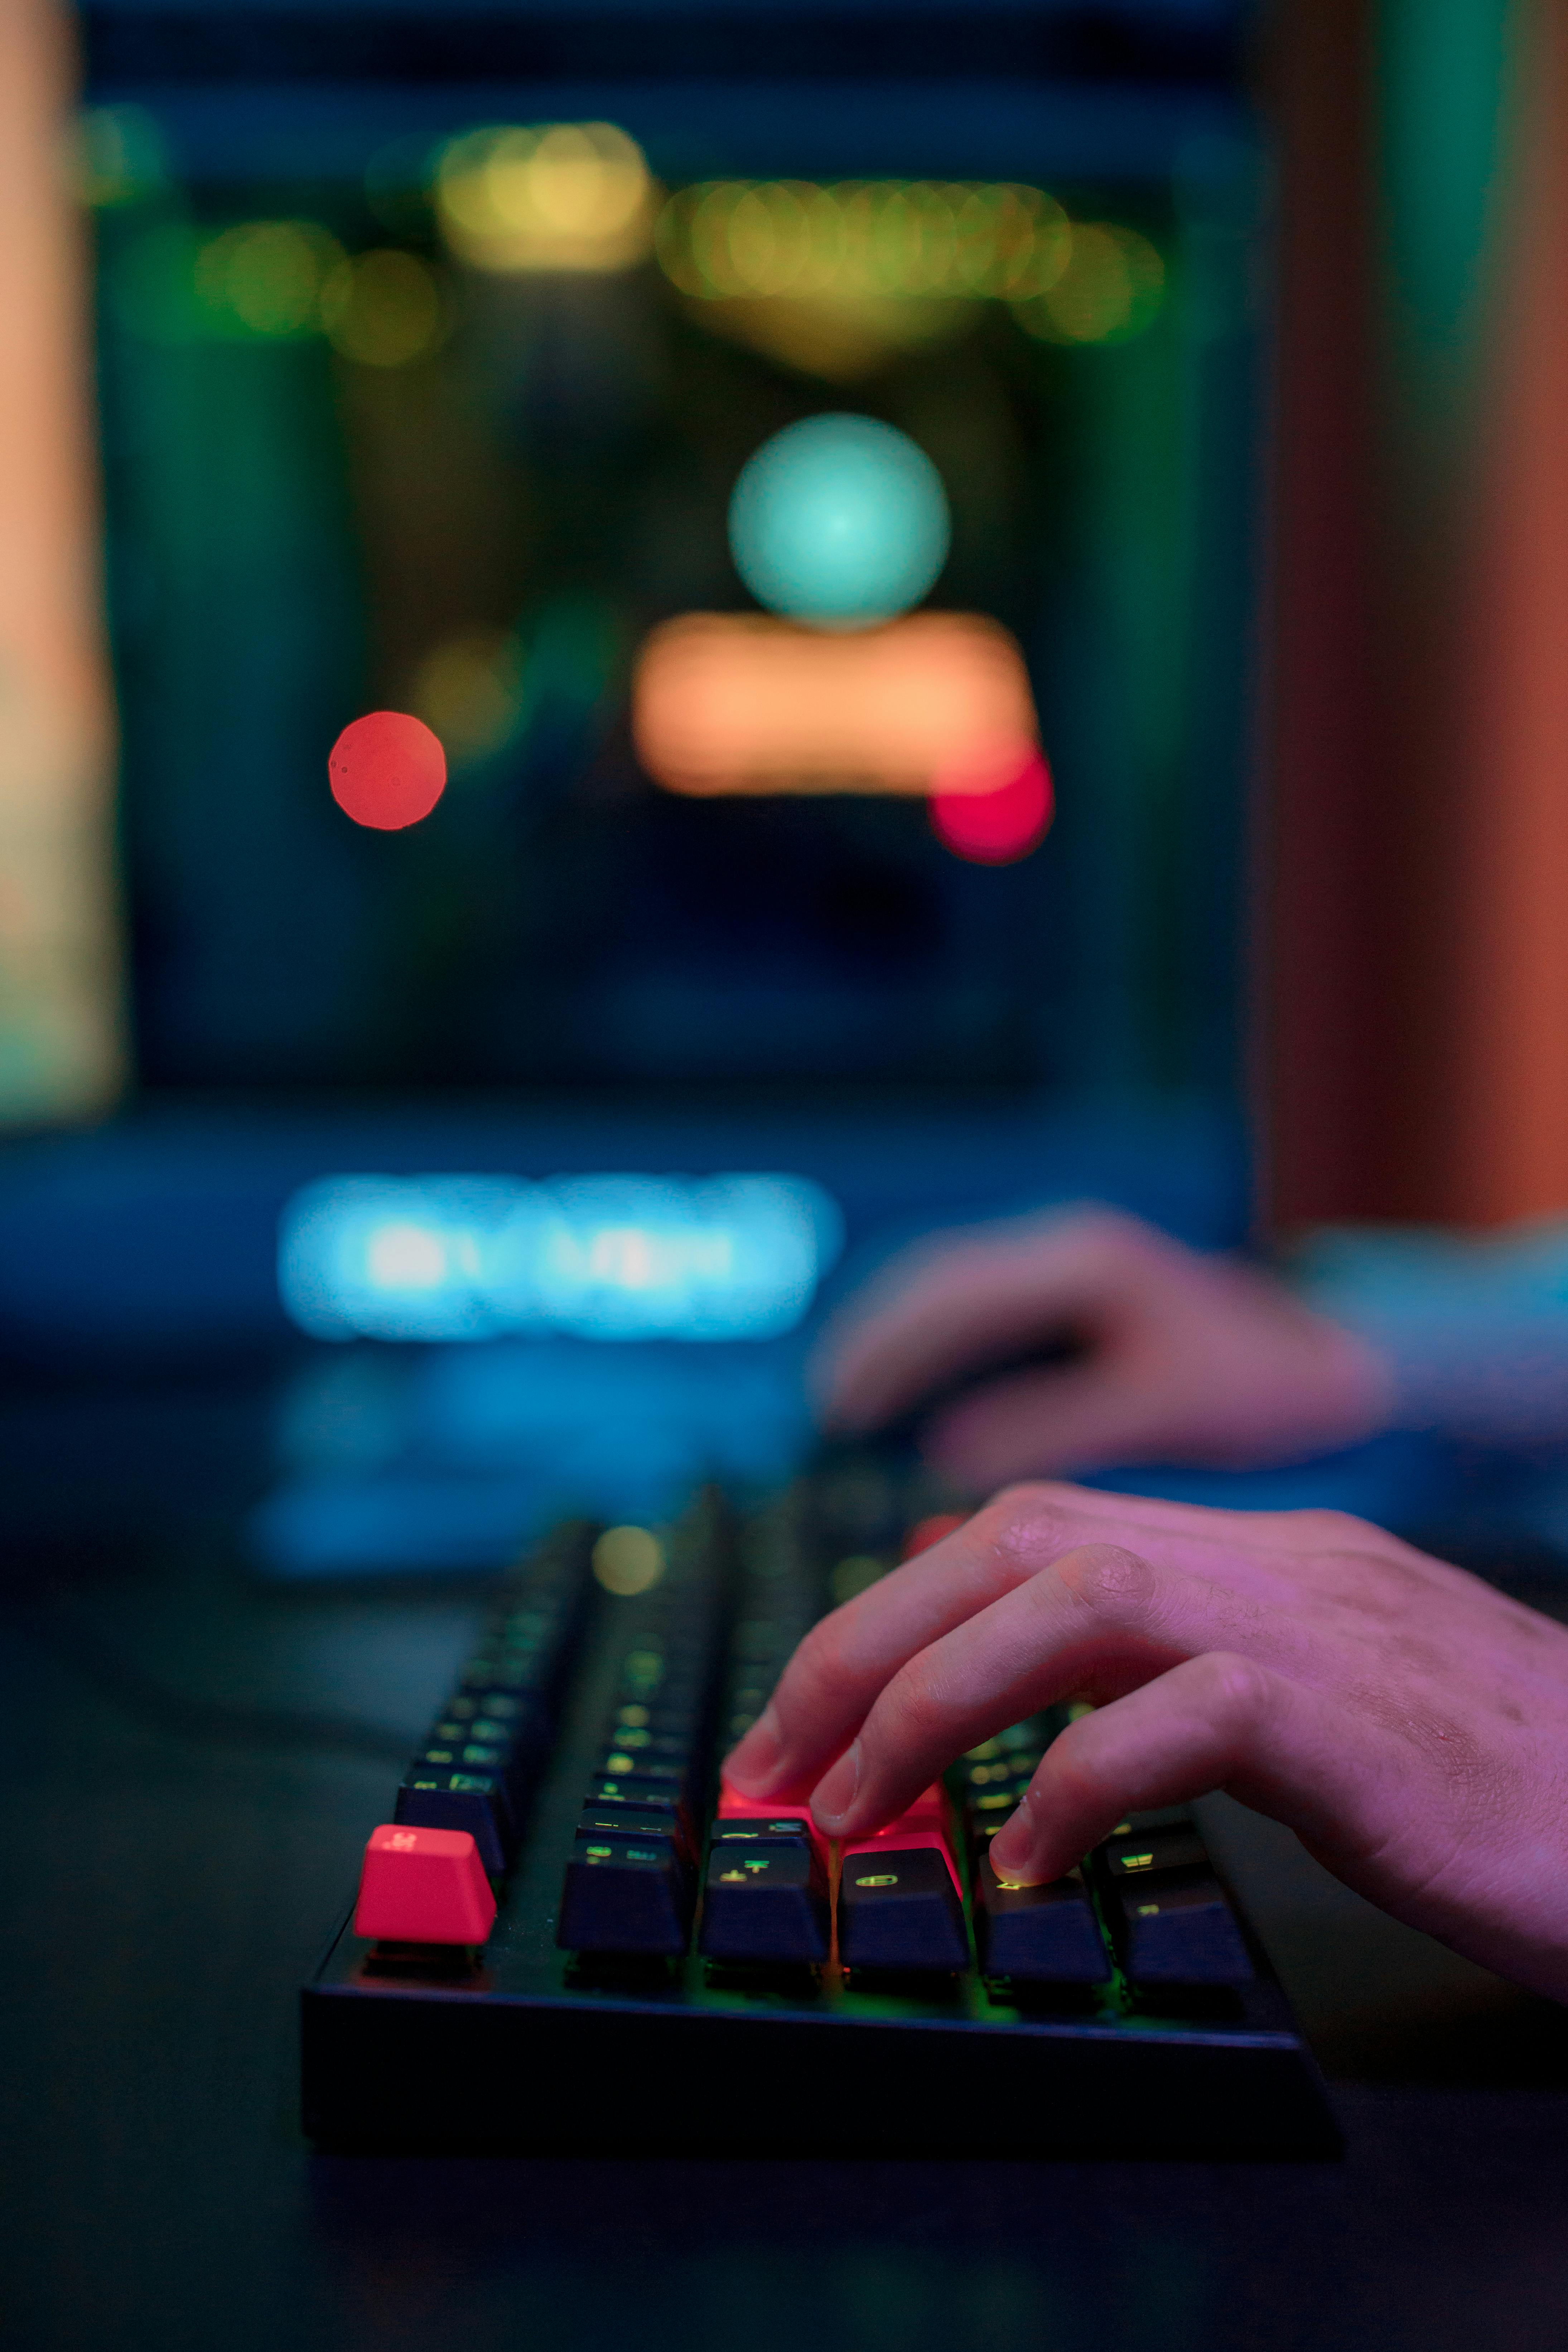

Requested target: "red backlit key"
[{"left": 353, "top": 1823, "right": 497, "bottom": 1946}]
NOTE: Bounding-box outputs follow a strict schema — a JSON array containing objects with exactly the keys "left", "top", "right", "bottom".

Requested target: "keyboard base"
[{"left": 303, "top": 1928, "right": 1341, "bottom": 2160}]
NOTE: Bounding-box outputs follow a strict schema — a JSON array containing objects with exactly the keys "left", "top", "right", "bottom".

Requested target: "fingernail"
[
  {"left": 812, "top": 1740, "right": 861, "bottom": 1830},
  {"left": 988, "top": 1795, "right": 1036, "bottom": 1881},
  {"left": 727, "top": 1704, "right": 785, "bottom": 1794}
]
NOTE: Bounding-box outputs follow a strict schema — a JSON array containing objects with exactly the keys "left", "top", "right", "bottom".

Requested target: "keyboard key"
[
  {"left": 1101, "top": 1822, "right": 1208, "bottom": 1880},
  {"left": 587, "top": 1773, "right": 695, "bottom": 1830},
  {"left": 578, "top": 1800, "right": 696, "bottom": 1861},
  {"left": 972, "top": 1851, "right": 1110, "bottom": 1983},
  {"left": 839, "top": 1840, "right": 968, "bottom": 1971},
  {"left": 354, "top": 1823, "right": 497, "bottom": 1946},
  {"left": 557, "top": 1834, "right": 695, "bottom": 1956},
  {"left": 700, "top": 1835, "right": 830, "bottom": 1964},
  {"left": 717, "top": 1778, "right": 831, "bottom": 1865},
  {"left": 395, "top": 1769, "right": 515, "bottom": 1873},
  {"left": 1109, "top": 1873, "right": 1254, "bottom": 1985},
  {"left": 594, "top": 1749, "right": 690, "bottom": 1790}
]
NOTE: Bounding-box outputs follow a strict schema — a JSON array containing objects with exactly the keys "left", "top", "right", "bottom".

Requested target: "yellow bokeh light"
[
  {"left": 436, "top": 122, "right": 655, "bottom": 273},
  {"left": 1011, "top": 223, "right": 1165, "bottom": 346},
  {"left": 194, "top": 219, "right": 346, "bottom": 339},
  {"left": 592, "top": 1526, "right": 667, "bottom": 1597},
  {"left": 321, "top": 247, "right": 449, "bottom": 368},
  {"left": 656, "top": 180, "right": 1068, "bottom": 303},
  {"left": 408, "top": 630, "right": 524, "bottom": 764}
]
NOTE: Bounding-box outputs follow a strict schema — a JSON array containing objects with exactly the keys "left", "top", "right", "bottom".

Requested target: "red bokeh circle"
[
  {"left": 328, "top": 711, "right": 447, "bottom": 831},
  {"left": 930, "top": 748, "right": 1054, "bottom": 865}
]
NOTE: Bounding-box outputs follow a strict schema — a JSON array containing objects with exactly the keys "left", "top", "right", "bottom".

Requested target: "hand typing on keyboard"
[{"left": 726, "top": 1483, "right": 1568, "bottom": 2003}]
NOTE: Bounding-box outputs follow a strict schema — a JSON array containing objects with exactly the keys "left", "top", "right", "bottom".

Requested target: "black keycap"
[
  {"left": 583, "top": 1779, "right": 695, "bottom": 1840},
  {"left": 713, "top": 1817, "right": 816, "bottom": 1843},
  {"left": 700, "top": 1837, "right": 830, "bottom": 1964},
  {"left": 839, "top": 1847, "right": 969, "bottom": 1972},
  {"left": 395, "top": 1769, "right": 513, "bottom": 1873},
  {"left": 972, "top": 1851, "right": 1110, "bottom": 1983},
  {"left": 593, "top": 1755, "right": 692, "bottom": 1797},
  {"left": 1109, "top": 1873, "right": 1254, "bottom": 1984},
  {"left": 1100, "top": 1824, "right": 1210, "bottom": 1881},
  {"left": 578, "top": 1801, "right": 695, "bottom": 1861},
  {"left": 557, "top": 1835, "right": 695, "bottom": 1956},
  {"left": 597, "top": 1730, "right": 692, "bottom": 1764}
]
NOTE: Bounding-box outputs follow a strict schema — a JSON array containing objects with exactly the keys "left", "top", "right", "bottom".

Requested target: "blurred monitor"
[{"left": 79, "top": 0, "right": 1261, "bottom": 1109}]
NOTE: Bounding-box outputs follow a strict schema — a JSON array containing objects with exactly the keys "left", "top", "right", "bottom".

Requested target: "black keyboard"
[{"left": 302, "top": 1471, "right": 1339, "bottom": 2159}]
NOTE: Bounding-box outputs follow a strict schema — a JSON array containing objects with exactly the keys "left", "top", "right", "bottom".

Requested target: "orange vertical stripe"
[
  {"left": 0, "top": 0, "right": 123, "bottom": 1116},
  {"left": 1448, "top": 0, "right": 1568, "bottom": 1222}
]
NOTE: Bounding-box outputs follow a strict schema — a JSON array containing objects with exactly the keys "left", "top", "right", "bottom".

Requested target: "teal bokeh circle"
[{"left": 727, "top": 414, "right": 951, "bottom": 629}]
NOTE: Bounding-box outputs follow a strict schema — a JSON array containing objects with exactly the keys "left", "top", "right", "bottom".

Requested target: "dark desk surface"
[{"left": 6, "top": 1394, "right": 1568, "bottom": 2352}]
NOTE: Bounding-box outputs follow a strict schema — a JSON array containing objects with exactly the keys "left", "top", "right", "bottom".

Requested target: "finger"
[
  {"left": 809, "top": 1540, "right": 1296, "bottom": 1839},
  {"left": 811, "top": 1210, "right": 1151, "bottom": 1434},
  {"left": 724, "top": 1507, "right": 1037, "bottom": 1797},
  {"left": 922, "top": 1363, "right": 1167, "bottom": 1484},
  {"left": 986, "top": 1653, "right": 1379, "bottom": 1884}
]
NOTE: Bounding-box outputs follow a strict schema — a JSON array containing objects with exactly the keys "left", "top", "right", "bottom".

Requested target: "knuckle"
[
  {"left": 984, "top": 1485, "right": 1090, "bottom": 1564},
  {"left": 1189, "top": 1648, "right": 1275, "bottom": 1730},
  {"left": 1052, "top": 1541, "right": 1159, "bottom": 1621}
]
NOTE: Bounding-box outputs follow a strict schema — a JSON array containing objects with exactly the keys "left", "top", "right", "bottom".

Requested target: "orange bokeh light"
[{"left": 632, "top": 611, "right": 1041, "bottom": 800}]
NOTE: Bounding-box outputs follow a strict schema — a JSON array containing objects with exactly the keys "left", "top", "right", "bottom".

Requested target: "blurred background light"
[
  {"left": 1011, "top": 223, "right": 1166, "bottom": 344},
  {"left": 320, "top": 248, "right": 450, "bottom": 370},
  {"left": 278, "top": 1173, "right": 845, "bottom": 1342},
  {"left": 194, "top": 220, "right": 345, "bottom": 340},
  {"left": 111, "top": 218, "right": 349, "bottom": 344},
  {"left": 930, "top": 749, "right": 1055, "bottom": 864},
  {"left": 591, "top": 1524, "right": 666, "bottom": 1595},
  {"left": 632, "top": 612, "right": 1039, "bottom": 798},
  {"left": 72, "top": 103, "right": 168, "bottom": 211},
  {"left": 327, "top": 711, "right": 448, "bottom": 830},
  {"left": 658, "top": 180, "right": 1069, "bottom": 303},
  {"left": 407, "top": 630, "right": 526, "bottom": 766},
  {"left": 727, "top": 413, "right": 950, "bottom": 629},
  {"left": 435, "top": 122, "right": 655, "bottom": 274}
]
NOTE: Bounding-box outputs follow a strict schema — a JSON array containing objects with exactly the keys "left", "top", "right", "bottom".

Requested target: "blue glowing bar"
[{"left": 277, "top": 1172, "right": 843, "bottom": 1343}]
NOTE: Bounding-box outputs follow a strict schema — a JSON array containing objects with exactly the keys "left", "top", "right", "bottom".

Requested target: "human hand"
[
  {"left": 727, "top": 1483, "right": 1568, "bottom": 2001},
  {"left": 812, "top": 1206, "right": 1393, "bottom": 1488}
]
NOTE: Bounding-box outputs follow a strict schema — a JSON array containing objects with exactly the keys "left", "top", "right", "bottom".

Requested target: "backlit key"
[
  {"left": 700, "top": 1834, "right": 830, "bottom": 1964},
  {"left": 395, "top": 1767, "right": 515, "bottom": 1873},
  {"left": 973, "top": 1850, "right": 1109, "bottom": 1983},
  {"left": 557, "top": 1834, "right": 695, "bottom": 1957},
  {"left": 1109, "top": 1875, "right": 1254, "bottom": 1984},
  {"left": 839, "top": 1844, "right": 968, "bottom": 1971}
]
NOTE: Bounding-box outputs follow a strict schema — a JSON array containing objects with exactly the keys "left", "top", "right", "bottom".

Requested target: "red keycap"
[
  {"left": 901, "top": 1513, "right": 968, "bottom": 1560},
  {"left": 353, "top": 1822, "right": 497, "bottom": 1945}
]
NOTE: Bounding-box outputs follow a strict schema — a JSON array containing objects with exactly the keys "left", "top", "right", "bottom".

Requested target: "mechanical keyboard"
[{"left": 302, "top": 1467, "right": 1340, "bottom": 2158}]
